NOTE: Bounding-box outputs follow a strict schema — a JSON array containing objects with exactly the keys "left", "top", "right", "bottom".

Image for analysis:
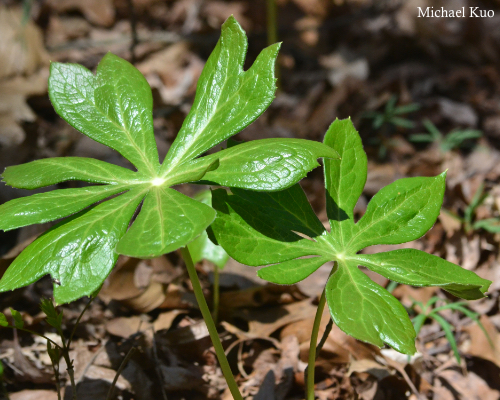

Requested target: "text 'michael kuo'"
[{"left": 418, "top": 6, "right": 494, "bottom": 18}]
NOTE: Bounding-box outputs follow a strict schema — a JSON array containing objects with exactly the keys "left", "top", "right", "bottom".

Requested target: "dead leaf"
[
  {"left": 47, "top": 0, "right": 115, "bottom": 27},
  {"left": 106, "top": 316, "right": 152, "bottom": 338},
  {"left": 10, "top": 390, "right": 58, "bottom": 400},
  {"left": 137, "top": 42, "right": 204, "bottom": 106},
  {"left": 463, "top": 315, "right": 500, "bottom": 367},
  {"left": 438, "top": 369, "right": 499, "bottom": 400}
]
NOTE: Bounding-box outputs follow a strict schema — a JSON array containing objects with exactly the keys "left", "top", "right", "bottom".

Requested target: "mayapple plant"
[
  {"left": 0, "top": 17, "right": 337, "bottom": 400},
  {"left": 209, "top": 118, "right": 492, "bottom": 398}
]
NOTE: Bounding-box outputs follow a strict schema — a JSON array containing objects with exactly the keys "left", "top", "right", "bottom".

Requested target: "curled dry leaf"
[
  {"left": 47, "top": 0, "right": 115, "bottom": 27},
  {"left": 137, "top": 42, "right": 204, "bottom": 106}
]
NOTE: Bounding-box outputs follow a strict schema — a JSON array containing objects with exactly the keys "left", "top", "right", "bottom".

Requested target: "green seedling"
[
  {"left": 410, "top": 119, "right": 482, "bottom": 152},
  {"left": 411, "top": 296, "right": 493, "bottom": 364},
  {"left": 210, "top": 118, "right": 491, "bottom": 399},
  {"left": 0, "top": 17, "right": 338, "bottom": 400},
  {"left": 187, "top": 190, "right": 230, "bottom": 322},
  {"left": 363, "top": 95, "right": 420, "bottom": 131},
  {"left": 362, "top": 95, "right": 420, "bottom": 159},
  {"left": 443, "top": 183, "right": 500, "bottom": 234}
]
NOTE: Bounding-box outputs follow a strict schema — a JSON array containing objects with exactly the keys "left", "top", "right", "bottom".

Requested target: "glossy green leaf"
[
  {"left": 353, "top": 249, "right": 491, "bottom": 300},
  {"left": 0, "top": 189, "right": 145, "bottom": 304},
  {"left": 49, "top": 54, "right": 159, "bottom": 174},
  {"left": 326, "top": 261, "right": 416, "bottom": 354},
  {"left": 160, "top": 16, "right": 280, "bottom": 172},
  {"left": 187, "top": 191, "right": 229, "bottom": 269},
  {"left": 0, "top": 185, "right": 129, "bottom": 231},
  {"left": 199, "top": 138, "right": 338, "bottom": 191},
  {"left": 10, "top": 308, "right": 24, "bottom": 329},
  {"left": 211, "top": 187, "right": 325, "bottom": 266},
  {"left": 2, "top": 157, "right": 142, "bottom": 189},
  {"left": 116, "top": 187, "right": 216, "bottom": 258},
  {"left": 324, "top": 118, "right": 367, "bottom": 225},
  {"left": 349, "top": 173, "right": 446, "bottom": 252},
  {"left": 257, "top": 256, "right": 330, "bottom": 284}
]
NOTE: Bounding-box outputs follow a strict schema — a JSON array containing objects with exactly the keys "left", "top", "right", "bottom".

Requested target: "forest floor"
[{"left": 1, "top": 0, "right": 500, "bottom": 399}]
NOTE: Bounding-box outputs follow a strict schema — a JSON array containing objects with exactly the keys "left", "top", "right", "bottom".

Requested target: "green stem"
[
  {"left": 181, "top": 247, "right": 243, "bottom": 400},
  {"left": 213, "top": 263, "right": 220, "bottom": 323},
  {"left": 266, "top": 0, "right": 280, "bottom": 86},
  {"left": 306, "top": 290, "right": 327, "bottom": 400}
]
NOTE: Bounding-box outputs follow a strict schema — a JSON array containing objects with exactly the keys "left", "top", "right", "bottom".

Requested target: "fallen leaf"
[{"left": 47, "top": 0, "right": 115, "bottom": 27}]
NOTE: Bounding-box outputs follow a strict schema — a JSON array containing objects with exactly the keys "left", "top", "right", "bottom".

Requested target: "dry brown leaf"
[
  {"left": 153, "top": 310, "right": 186, "bottom": 332},
  {"left": 0, "top": 68, "right": 48, "bottom": 146},
  {"left": 438, "top": 211, "right": 462, "bottom": 238},
  {"left": 0, "top": 6, "right": 49, "bottom": 79},
  {"left": 202, "top": 1, "right": 251, "bottom": 31},
  {"left": 47, "top": 0, "right": 115, "bottom": 27},
  {"left": 106, "top": 316, "right": 152, "bottom": 338},
  {"left": 10, "top": 390, "right": 58, "bottom": 400},
  {"left": 347, "top": 358, "right": 391, "bottom": 380},
  {"left": 137, "top": 42, "right": 204, "bottom": 106},
  {"left": 438, "top": 369, "right": 499, "bottom": 400},
  {"left": 463, "top": 315, "right": 500, "bottom": 367}
]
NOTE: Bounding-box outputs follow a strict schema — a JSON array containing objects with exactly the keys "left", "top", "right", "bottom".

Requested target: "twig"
[
  {"left": 105, "top": 346, "right": 137, "bottom": 400},
  {"left": 126, "top": 0, "right": 139, "bottom": 64},
  {"left": 151, "top": 327, "right": 168, "bottom": 400}
]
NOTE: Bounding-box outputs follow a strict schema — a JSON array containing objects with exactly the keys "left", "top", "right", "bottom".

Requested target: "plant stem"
[
  {"left": 212, "top": 262, "right": 220, "bottom": 323},
  {"left": 106, "top": 346, "right": 136, "bottom": 400},
  {"left": 306, "top": 290, "right": 327, "bottom": 400},
  {"left": 181, "top": 247, "right": 243, "bottom": 400},
  {"left": 67, "top": 295, "right": 95, "bottom": 351}
]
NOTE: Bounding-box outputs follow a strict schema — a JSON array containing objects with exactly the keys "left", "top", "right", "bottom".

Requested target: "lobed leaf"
[
  {"left": 257, "top": 256, "right": 330, "bottom": 284},
  {"left": 116, "top": 187, "right": 215, "bottom": 258},
  {"left": 200, "top": 138, "right": 339, "bottom": 191},
  {"left": 349, "top": 173, "right": 446, "bottom": 252},
  {"left": 0, "top": 189, "right": 145, "bottom": 304},
  {"left": 2, "top": 157, "right": 142, "bottom": 189},
  {"left": 40, "top": 299, "right": 63, "bottom": 329},
  {"left": 49, "top": 54, "right": 159, "bottom": 175},
  {"left": 160, "top": 16, "right": 280, "bottom": 172},
  {"left": 0, "top": 185, "right": 130, "bottom": 231},
  {"left": 326, "top": 261, "right": 416, "bottom": 354},
  {"left": 352, "top": 249, "right": 491, "bottom": 300},
  {"left": 211, "top": 187, "right": 325, "bottom": 266},
  {"left": 10, "top": 308, "right": 24, "bottom": 329}
]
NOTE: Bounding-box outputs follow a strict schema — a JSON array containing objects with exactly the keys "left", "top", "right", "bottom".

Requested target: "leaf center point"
[{"left": 151, "top": 177, "right": 166, "bottom": 186}]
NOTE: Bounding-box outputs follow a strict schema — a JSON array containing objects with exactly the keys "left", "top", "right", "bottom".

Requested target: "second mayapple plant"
[{"left": 211, "top": 118, "right": 491, "bottom": 355}]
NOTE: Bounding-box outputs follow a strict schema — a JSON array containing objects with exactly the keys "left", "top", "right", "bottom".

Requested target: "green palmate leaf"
[
  {"left": 211, "top": 186, "right": 326, "bottom": 266},
  {"left": 0, "top": 185, "right": 129, "bottom": 231},
  {"left": 116, "top": 187, "right": 215, "bottom": 258},
  {"left": 0, "top": 189, "right": 145, "bottom": 304},
  {"left": 353, "top": 249, "right": 491, "bottom": 300},
  {"left": 49, "top": 54, "right": 159, "bottom": 175},
  {"left": 326, "top": 261, "right": 416, "bottom": 354},
  {"left": 187, "top": 191, "right": 229, "bottom": 269},
  {"left": 2, "top": 157, "right": 142, "bottom": 189},
  {"left": 200, "top": 139, "right": 339, "bottom": 191},
  {"left": 349, "top": 173, "right": 446, "bottom": 252},
  {"left": 10, "top": 309, "right": 24, "bottom": 329},
  {"left": 160, "top": 16, "right": 280, "bottom": 172}
]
